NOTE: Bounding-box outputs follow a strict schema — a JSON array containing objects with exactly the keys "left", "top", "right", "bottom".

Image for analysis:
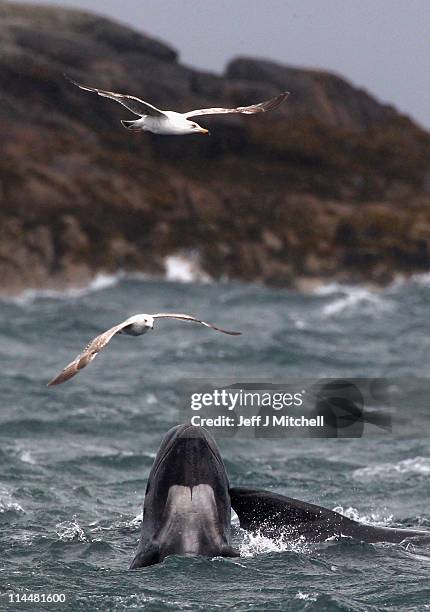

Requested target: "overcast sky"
[{"left": 20, "top": 0, "right": 430, "bottom": 129}]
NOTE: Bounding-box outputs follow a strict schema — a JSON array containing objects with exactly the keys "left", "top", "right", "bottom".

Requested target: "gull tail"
[{"left": 121, "top": 119, "right": 142, "bottom": 131}]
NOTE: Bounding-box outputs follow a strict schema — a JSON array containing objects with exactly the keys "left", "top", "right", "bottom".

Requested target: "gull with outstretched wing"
[
  {"left": 48, "top": 313, "right": 241, "bottom": 386},
  {"left": 65, "top": 75, "right": 289, "bottom": 135}
]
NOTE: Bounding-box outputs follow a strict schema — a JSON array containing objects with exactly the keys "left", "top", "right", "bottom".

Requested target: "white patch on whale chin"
[
  {"left": 161, "top": 484, "right": 222, "bottom": 552},
  {"left": 165, "top": 484, "right": 218, "bottom": 516}
]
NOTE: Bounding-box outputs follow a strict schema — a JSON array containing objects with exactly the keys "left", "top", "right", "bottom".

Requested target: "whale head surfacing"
[{"left": 130, "top": 424, "right": 239, "bottom": 568}]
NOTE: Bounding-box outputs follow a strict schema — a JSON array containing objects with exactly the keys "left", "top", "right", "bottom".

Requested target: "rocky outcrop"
[
  {"left": 226, "top": 58, "right": 398, "bottom": 131},
  {"left": 1, "top": 1, "right": 430, "bottom": 293}
]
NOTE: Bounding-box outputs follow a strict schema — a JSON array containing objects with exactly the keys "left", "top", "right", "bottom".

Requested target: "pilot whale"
[
  {"left": 130, "top": 424, "right": 428, "bottom": 568},
  {"left": 130, "top": 424, "right": 239, "bottom": 568}
]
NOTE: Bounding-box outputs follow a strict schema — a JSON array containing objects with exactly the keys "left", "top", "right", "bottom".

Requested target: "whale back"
[{"left": 230, "top": 487, "right": 429, "bottom": 544}]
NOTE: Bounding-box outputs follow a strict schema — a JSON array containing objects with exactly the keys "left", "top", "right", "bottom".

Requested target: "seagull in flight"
[
  {"left": 47, "top": 313, "right": 241, "bottom": 386},
  {"left": 65, "top": 75, "right": 289, "bottom": 135}
]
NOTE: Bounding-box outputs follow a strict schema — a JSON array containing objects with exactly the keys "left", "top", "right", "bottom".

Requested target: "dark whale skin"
[
  {"left": 230, "top": 488, "right": 429, "bottom": 544},
  {"left": 130, "top": 425, "right": 238, "bottom": 568}
]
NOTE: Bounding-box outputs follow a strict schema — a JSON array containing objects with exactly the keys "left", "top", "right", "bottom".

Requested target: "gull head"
[
  {"left": 187, "top": 120, "right": 209, "bottom": 135},
  {"left": 142, "top": 315, "right": 155, "bottom": 330}
]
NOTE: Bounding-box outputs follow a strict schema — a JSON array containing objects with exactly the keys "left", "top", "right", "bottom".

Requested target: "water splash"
[
  {"left": 164, "top": 254, "right": 211, "bottom": 283},
  {"left": 332, "top": 505, "right": 393, "bottom": 527},
  {"left": 239, "top": 528, "right": 310, "bottom": 557},
  {"left": 55, "top": 517, "right": 88, "bottom": 542}
]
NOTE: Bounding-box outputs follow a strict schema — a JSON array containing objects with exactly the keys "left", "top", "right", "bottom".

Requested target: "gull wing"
[
  {"left": 65, "top": 75, "right": 165, "bottom": 117},
  {"left": 47, "top": 319, "right": 131, "bottom": 387},
  {"left": 152, "top": 313, "right": 241, "bottom": 336},
  {"left": 184, "top": 91, "right": 289, "bottom": 119}
]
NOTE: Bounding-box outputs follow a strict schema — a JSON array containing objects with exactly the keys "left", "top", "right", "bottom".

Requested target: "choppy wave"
[
  {"left": 353, "top": 457, "right": 430, "bottom": 481},
  {"left": 1, "top": 255, "right": 212, "bottom": 305},
  {"left": 314, "top": 269, "right": 430, "bottom": 298},
  {"left": 0, "top": 487, "right": 25, "bottom": 514},
  {"left": 313, "top": 282, "right": 350, "bottom": 297},
  {"left": 409, "top": 271, "right": 430, "bottom": 286},
  {"left": 2, "top": 273, "right": 125, "bottom": 305},
  {"left": 88, "top": 511, "right": 143, "bottom": 534},
  {"left": 4, "top": 264, "right": 430, "bottom": 309},
  {"left": 18, "top": 448, "right": 37, "bottom": 465},
  {"left": 315, "top": 284, "right": 393, "bottom": 318}
]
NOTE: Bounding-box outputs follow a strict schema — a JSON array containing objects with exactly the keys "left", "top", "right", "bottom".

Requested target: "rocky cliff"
[{"left": 1, "top": 1, "right": 430, "bottom": 293}]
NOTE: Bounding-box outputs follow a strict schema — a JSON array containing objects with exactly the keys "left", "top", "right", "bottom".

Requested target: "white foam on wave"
[
  {"left": 3, "top": 272, "right": 124, "bottom": 306},
  {"left": 55, "top": 517, "right": 88, "bottom": 542},
  {"left": 313, "top": 282, "right": 347, "bottom": 297},
  {"left": 89, "top": 510, "right": 143, "bottom": 534},
  {"left": 408, "top": 271, "right": 430, "bottom": 287},
  {"left": 164, "top": 254, "right": 211, "bottom": 284},
  {"left": 315, "top": 271, "right": 430, "bottom": 301},
  {"left": 353, "top": 456, "right": 430, "bottom": 481},
  {"left": 0, "top": 487, "right": 25, "bottom": 514},
  {"left": 117, "top": 511, "right": 143, "bottom": 530},
  {"left": 19, "top": 449, "right": 37, "bottom": 465},
  {"left": 295, "top": 591, "right": 318, "bottom": 601},
  {"left": 1, "top": 255, "right": 212, "bottom": 306},
  {"left": 145, "top": 393, "right": 158, "bottom": 406},
  {"left": 332, "top": 505, "right": 393, "bottom": 527},
  {"left": 11, "top": 531, "right": 34, "bottom": 547},
  {"left": 316, "top": 285, "right": 393, "bottom": 318},
  {"left": 289, "top": 312, "right": 307, "bottom": 329}
]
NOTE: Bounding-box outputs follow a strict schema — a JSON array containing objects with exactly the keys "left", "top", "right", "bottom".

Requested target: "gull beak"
[{"left": 199, "top": 127, "right": 210, "bottom": 135}]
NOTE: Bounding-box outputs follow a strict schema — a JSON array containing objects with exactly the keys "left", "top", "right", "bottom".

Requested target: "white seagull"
[
  {"left": 47, "top": 313, "right": 241, "bottom": 386},
  {"left": 65, "top": 75, "right": 289, "bottom": 135}
]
